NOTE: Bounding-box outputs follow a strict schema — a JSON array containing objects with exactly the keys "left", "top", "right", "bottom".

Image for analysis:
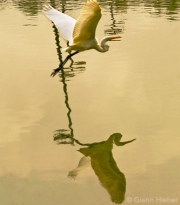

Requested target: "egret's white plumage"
[
  {"left": 43, "top": 0, "right": 121, "bottom": 76},
  {"left": 43, "top": 5, "right": 76, "bottom": 44},
  {"left": 71, "top": 0, "right": 102, "bottom": 51}
]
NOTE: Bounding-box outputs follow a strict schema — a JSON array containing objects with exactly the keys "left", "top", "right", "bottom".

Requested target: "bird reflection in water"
[{"left": 54, "top": 132, "right": 136, "bottom": 204}]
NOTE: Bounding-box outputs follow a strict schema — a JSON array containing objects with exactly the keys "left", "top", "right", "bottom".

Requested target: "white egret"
[{"left": 43, "top": 0, "right": 121, "bottom": 77}]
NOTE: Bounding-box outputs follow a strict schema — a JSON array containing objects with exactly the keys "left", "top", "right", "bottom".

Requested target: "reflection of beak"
[
  {"left": 119, "top": 138, "right": 136, "bottom": 146},
  {"left": 110, "top": 35, "right": 122, "bottom": 41}
]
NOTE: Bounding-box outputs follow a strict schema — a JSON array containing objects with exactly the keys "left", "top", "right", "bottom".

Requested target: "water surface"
[{"left": 0, "top": 0, "right": 180, "bottom": 204}]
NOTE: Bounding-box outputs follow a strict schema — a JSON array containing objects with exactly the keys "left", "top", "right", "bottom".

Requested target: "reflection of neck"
[{"left": 108, "top": 133, "right": 136, "bottom": 146}]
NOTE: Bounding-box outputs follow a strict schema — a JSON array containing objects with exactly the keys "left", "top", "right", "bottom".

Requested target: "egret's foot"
[{"left": 50, "top": 67, "right": 61, "bottom": 77}]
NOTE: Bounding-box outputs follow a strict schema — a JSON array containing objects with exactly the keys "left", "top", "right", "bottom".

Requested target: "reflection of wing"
[
  {"left": 73, "top": 133, "right": 135, "bottom": 203},
  {"left": 91, "top": 151, "right": 126, "bottom": 204},
  {"left": 78, "top": 133, "right": 129, "bottom": 204},
  {"left": 43, "top": 5, "right": 76, "bottom": 44},
  {"left": 68, "top": 156, "right": 91, "bottom": 179}
]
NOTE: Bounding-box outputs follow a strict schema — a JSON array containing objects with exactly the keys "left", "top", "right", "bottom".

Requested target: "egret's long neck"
[
  {"left": 95, "top": 37, "right": 110, "bottom": 52},
  {"left": 95, "top": 45, "right": 107, "bottom": 52}
]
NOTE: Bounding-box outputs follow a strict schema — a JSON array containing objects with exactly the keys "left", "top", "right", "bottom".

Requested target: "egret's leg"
[
  {"left": 50, "top": 51, "right": 79, "bottom": 77},
  {"left": 66, "top": 43, "right": 75, "bottom": 67}
]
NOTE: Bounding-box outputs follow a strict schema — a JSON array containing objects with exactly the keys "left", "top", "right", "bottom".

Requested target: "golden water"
[{"left": 0, "top": 1, "right": 180, "bottom": 204}]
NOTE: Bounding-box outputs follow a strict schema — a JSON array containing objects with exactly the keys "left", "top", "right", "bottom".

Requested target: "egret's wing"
[
  {"left": 73, "top": 0, "right": 102, "bottom": 43},
  {"left": 43, "top": 5, "right": 76, "bottom": 43}
]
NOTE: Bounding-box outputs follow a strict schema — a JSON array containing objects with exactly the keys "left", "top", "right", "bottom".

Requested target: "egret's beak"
[{"left": 110, "top": 35, "right": 121, "bottom": 41}]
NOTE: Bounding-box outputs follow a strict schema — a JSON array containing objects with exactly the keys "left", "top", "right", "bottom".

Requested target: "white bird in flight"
[{"left": 43, "top": 0, "right": 121, "bottom": 77}]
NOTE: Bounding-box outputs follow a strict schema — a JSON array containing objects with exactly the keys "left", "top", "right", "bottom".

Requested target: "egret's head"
[{"left": 100, "top": 35, "right": 121, "bottom": 51}]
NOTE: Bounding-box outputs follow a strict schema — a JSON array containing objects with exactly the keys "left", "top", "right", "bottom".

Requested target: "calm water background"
[{"left": 0, "top": 0, "right": 180, "bottom": 204}]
